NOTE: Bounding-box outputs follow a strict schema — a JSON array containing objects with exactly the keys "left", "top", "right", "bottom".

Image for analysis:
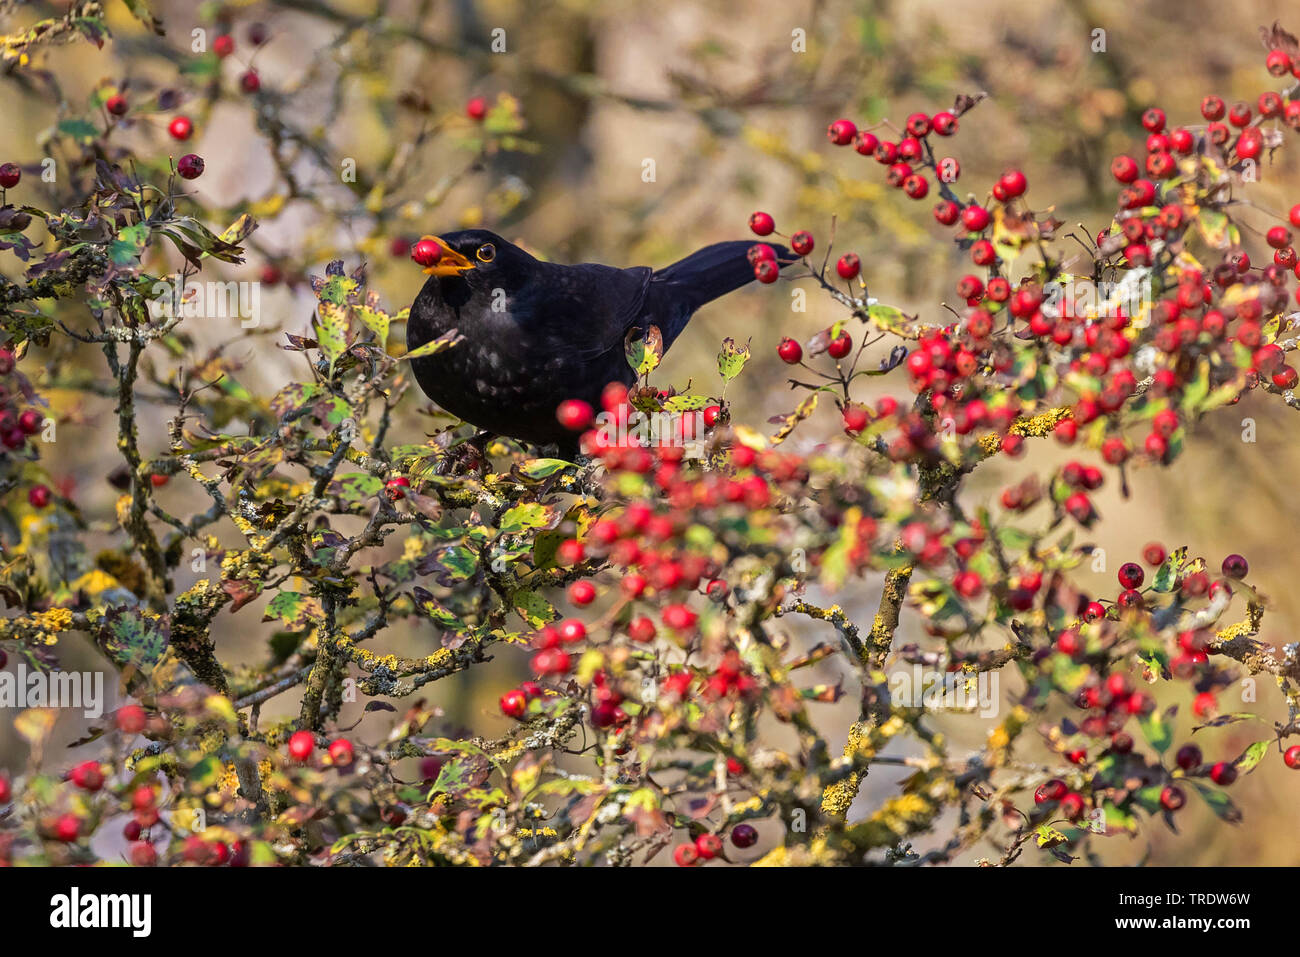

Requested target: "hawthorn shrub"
[{"left": 0, "top": 5, "right": 1299, "bottom": 867}]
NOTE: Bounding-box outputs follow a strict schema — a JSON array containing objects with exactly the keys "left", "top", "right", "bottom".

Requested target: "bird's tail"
[{"left": 649, "top": 240, "right": 795, "bottom": 346}]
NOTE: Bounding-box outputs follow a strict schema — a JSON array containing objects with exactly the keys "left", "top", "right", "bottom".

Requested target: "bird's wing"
[{"left": 531, "top": 262, "right": 656, "bottom": 365}]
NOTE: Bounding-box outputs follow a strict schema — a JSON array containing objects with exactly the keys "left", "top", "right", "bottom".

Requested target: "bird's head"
[{"left": 415, "top": 229, "right": 532, "bottom": 282}]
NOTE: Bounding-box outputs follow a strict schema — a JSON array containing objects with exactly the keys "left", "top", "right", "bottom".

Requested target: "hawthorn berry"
[
  {"left": 328, "top": 738, "right": 355, "bottom": 769},
  {"left": 999, "top": 169, "right": 1027, "bottom": 198},
  {"left": 116, "top": 704, "right": 147, "bottom": 734},
  {"left": 731, "top": 823, "right": 758, "bottom": 848},
  {"left": 70, "top": 761, "right": 104, "bottom": 792},
  {"left": 287, "top": 730, "right": 315, "bottom": 761},
  {"left": 0, "top": 163, "right": 20, "bottom": 189},
  {"left": 1160, "top": 786, "right": 1185, "bottom": 811},
  {"left": 694, "top": 833, "right": 724, "bottom": 860},
  {"left": 790, "top": 230, "right": 814, "bottom": 256},
  {"left": 239, "top": 70, "right": 261, "bottom": 94},
  {"left": 1143, "top": 543, "right": 1166, "bottom": 566},
  {"left": 499, "top": 689, "right": 527, "bottom": 719},
  {"left": 1220, "top": 554, "right": 1248, "bottom": 579},
  {"left": 836, "top": 253, "right": 860, "bottom": 280},
  {"left": 127, "top": 841, "right": 158, "bottom": 866},
  {"left": 827, "top": 331, "right": 852, "bottom": 359},
  {"left": 1117, "top": 562, "right": 1145, "bottom": 590},
  {"left": 933, "top": 200, "right": 960, "bottom": 225},
  {"left": 1059, "top": 792, "right": 1085, "bottom": 820},
  {"left": 960, "top": 205, "right": 991, "bottom": 232},
  {"left": 777, "top": 337, "right": 802, "bottom": 364},
  {"left": 556, "top": 399, "right": 594, "bottom": 431},
  {"left": 826, "top": 119, "right": 857, "bottom": 145},
  {"left": 1209, "top": 761, "right": 1238, "bottom": 786},
  {"left": 1110, "top": 155, "right": 1139, "bottom": 184},
  {"left": 54, "top": 814, "right": 80, "bottom": 843},
  {"left": 105, "top": 94, "right": 128, "bottom": 116},
  {"left": 168, "top": 115, "right": 193, "bottom": 140},
  {"left": 411, "top": 238, "right": 442, "bottom": 267},
  {"left": 1284, "top": 745, "right": 1300, "bottom": 769},
  {"left": 558, "top": 619, "right": 587, "bottom": 643},
  {"left": 28, "top": 484, "right": 50, "bottom": 509},
  {"left": 673, "top": 843, "right": 699, "bottom": 867},
  {"left": 842, "top": 405, "right": 869, "bottom": 435},
  {"left": 466, "top": 96, "right": 487, "bottom": 120},
  {"left": 748, "top": 211, "right": 775, "bottom": 236},
  {"left": 568, "top": 580, "right": 596, "bottom": 606},
  {"left": 177, "top": 153, "right": 205, "bottom": 180},
  {"left": 213, "top": 34, "right": 234, "bottom": 57},
  {"left": 853, "top": 130, "right": 880, "bottom": 155}
]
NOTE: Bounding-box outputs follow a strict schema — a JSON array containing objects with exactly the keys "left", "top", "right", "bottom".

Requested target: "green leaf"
[
  {"left": 499, "top": 502, "right": 555, "bottom": 534},
  {"left": 109, "top": 223, "right": 150, "bottom": 266},
  {"left": 121, "top": 0, "right": 165, "bottom": 34},
  {"left": 511, "top": 589, "right": 557, "bottom": 629},
  {"left": 663, "top": 393, "right": 709, "bottom": 412},
  {"left": 97, "top": 606, "right": 169, "bottom": 670},
  {"left": 58, "top": 118, "right": 101, "bottom": 143},
  {"left": 867, "top": 303, "right": 908, "bottom": 331},
  {"left": 313, "top": 302, "right": 350, "bottom": 373},
  {"left": 1190, "top": 781, "right": 1242, "bottom": 823},
  {"left": 517, "top": 458, "right": 571, "bottom": 480},
  {"left": 263, "top": 591, "right": 325, "bottom": 630},
  {"left": 717, "top": 337, "right": 751, "bottom": 383},
  {"left": 625, "top": 325, "right": 663, "bottom": 377},
  {"left": 402, "top": 329, "right": 462, "bottom": 360},
  {"left": 1138, "top": 709, "right": 1173, "bottom": 755},
  {"left": 1233, "top": 739, "right": 1271, "bottom": 775}
]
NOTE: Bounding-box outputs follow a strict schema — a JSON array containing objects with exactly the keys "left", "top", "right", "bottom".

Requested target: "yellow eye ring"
[{"left": 476, "top": 243, "right": 496, "bottom": 263}]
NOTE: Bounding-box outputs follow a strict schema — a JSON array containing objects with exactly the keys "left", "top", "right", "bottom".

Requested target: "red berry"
[
  {"left": 933, "top": 200, "right": 960, "bottom": 226},
  {"left": 105, "top": 94, "right": 128, "bottom": 116},
  {"left": 1284, "top": 745, "right": 1300, "bottom": 769},
  {"left": 1220, "top": 554, "right": 1248, "bottom": 579},
  {"left": 1209, "top": 761, "right": 1237, "bottom": 786},
  {"left": 932, "top": 111, "right": 958, "bottom": 136},
  {"left": 54, "top": 814, "right": 80, "bottom": 843},
  {"left": 1160, "top": 786, "right": 1185, "bottom": 811},
  {"left": 777, "top": 337, "right": 802, "bottom": 364},
  {"left": 466, "top": 96, "right": 488, "bottom": 120},
  {"left": 702, "top": 405, "right": 721, "bottom": 428},
  {"left": 827, "top": 331, "right": 852, "bottom": 359},
  {"left": 730, "top": 823, "right": 758, "bottom": 848},
  {"left": 556, "top": 399, "right": 594, "bottom": 431},
  {"left": 328, "top": 738, "right": 354, "bottom": 768},
  {"left": 177, "top": 153, "right": 204, "bottom": 180},
  {"left": 1201, "top": 96, "right": 1225, "bottom": 121},
  {"left": 905, "top": 112, "right": 931, "bottom": 137},
  {"left": 1267, "top": 49, "right": 1293, "bottom": 76},
  {"left": 694, "top": 833, "right": 724, "bottom": 859},
  {"left": 213, "top": 34, "right": 234, "bottom": 57},
  {"left": 1110, "top": 155, "right": 1139, "bottom": 183},
  {"left": 835, "top": 253, "right": 860, "bottom": 280},
  {"left": 168, "top": 115, "right": 193, "bottom": 141},
  {"left": 1117, "top": 562, "right": 1144, "bottom": 590},
  {"left": 999, "top": 169, "right": 1027, "bottom": 198},
  {"left": 1227, "top": 101, "right": 1252, "bottom": 127},
  {"left": 568, "top": 580, "right": 596, "bottom": 606},
  {"left": 1141, "top": 107, "right": 1166, "bottom": 133},
  {"left": 1034, "top": 778, "right": 1068, "bottom": 804},
  {"left": 116, "top": 704, "right": 147, "bottom": 734},
  {"left": 558, "top": 619, "right": 587, "bottom": 643},
  {"left": 28, "top": 484, "right": 50, "bottom": 509},
  {"left": 790, "top": 230, "right": 814, "bottom": 256},
  {"left": 748, "top": 211, "right": 775, "bottom": 236},
  {"left": 1272, "top": 366, "right": 1298, "bottom": 390},
  {"left": 411, "top": 238, "right": 442, "bottom": 267},
  {"left": 1142, "top": 543, "right": 1166, "bottom": 566},
  {"left": 239, "top": 71, "right": 260, "bottom": 94},
  {"left": 842, "top": 405, "right": 869, "bottom": 435},
  {"left": 287, "top": 730, "right": 314, "bottom": 761},
  {"left": 960, "top": 205, "right": 991, "bottom": 232},
  {"left": 754, "top": 259, "right": 779, "bottom": 283},
  {"left": 628, "top": 616, "right": 656, "bottom": 643},
  {"left": 673, "top": 843, "right": 699, "bottom": 867},
  {"left": 70, "top": 761, "right": 104, "bottom": 792},
  {"left": 0, "top": 163, "right": 20, "bottom": 189},
  {"left": 1059, "top": 792, "right": 1085, "bottom": 820},
  {"left": 1175, "top": 744, "right": 1202, "bottom": 770},
  {"left": 826, "top": 119, "right": 857, "bottom": 145},
  {"left": 499, "top": 689, "right": 527, "bottom": 719}
]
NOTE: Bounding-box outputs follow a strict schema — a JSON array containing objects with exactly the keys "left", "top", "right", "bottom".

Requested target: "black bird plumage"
[{"left": 406, "top": 229, "right": 790, "bottom": 455}]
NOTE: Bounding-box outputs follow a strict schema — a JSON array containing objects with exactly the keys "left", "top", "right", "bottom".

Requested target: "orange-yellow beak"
[{"left": 419, "top": 235, "right": 477, "bottom": 276}]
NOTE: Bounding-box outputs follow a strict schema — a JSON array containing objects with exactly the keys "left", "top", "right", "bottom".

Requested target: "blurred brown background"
[{"left": 2, "top": 0, "right": 1298, "bottom": 864}]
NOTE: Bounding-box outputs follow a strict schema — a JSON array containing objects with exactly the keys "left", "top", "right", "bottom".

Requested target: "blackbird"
[{"left": 406, "top": 229, "right": 791, "bottom": 455}]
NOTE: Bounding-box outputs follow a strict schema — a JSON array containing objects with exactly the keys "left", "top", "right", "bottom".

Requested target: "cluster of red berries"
[{"left": 673, "top": 823, "right": 758, "bottom": 865}]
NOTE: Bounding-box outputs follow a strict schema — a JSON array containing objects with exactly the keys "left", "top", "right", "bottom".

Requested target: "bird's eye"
[{"left": 476, "top": 243, "right": 496, "bottom": 263}]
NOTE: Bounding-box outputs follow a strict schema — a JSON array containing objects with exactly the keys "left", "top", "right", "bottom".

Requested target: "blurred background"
[{"left": 2, "top": 0, "right": 1298, "bottom": 864}]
